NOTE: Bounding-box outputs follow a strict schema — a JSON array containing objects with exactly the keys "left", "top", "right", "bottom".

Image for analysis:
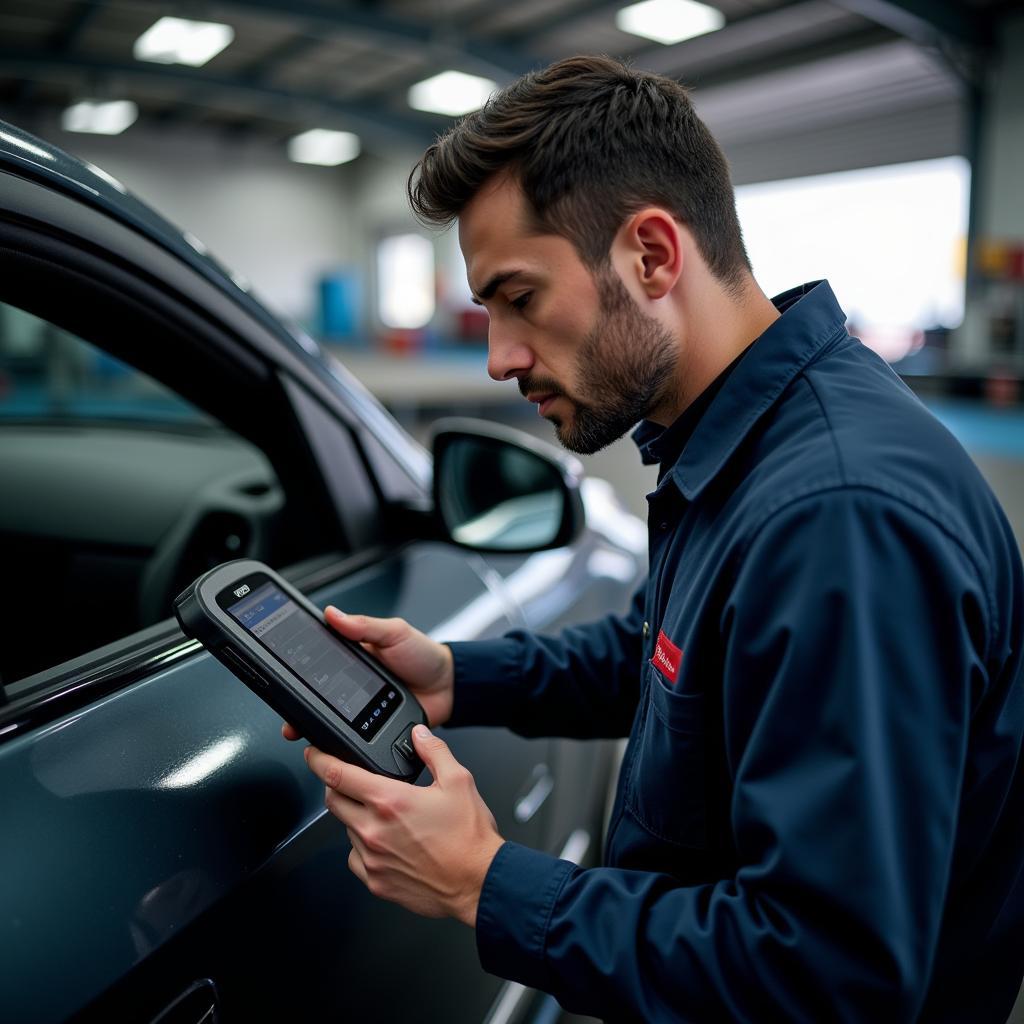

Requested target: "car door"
[{"left": 0, "top": 172, "right": 560, "bottom": 1023}]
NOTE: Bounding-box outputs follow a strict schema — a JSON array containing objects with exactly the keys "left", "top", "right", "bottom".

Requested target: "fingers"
[
  {"left": 305, "top": 746, "right": 388, "bottom": 804},
  {"left": 347, "top": 843, "right": 368, "bottom": 886},
  {"left": 280, "top": 722, "right": 302, "bottom": 742},
  {"left": 324, "top": 606, "right": 410, "bottom": 649},
  {"left": 307, "top": 747, "right": 375, "bottom": 829},
  {"left": 411, "top": 725, "right": 468, "bottom": 787},
  {"left": 325, "top": 785, "right": 371, "bottom": 830}
]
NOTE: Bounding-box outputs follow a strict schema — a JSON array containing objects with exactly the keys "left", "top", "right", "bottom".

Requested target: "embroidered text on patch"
[{"left": 651, "top": 630, "right": 683, "bottom": 684}]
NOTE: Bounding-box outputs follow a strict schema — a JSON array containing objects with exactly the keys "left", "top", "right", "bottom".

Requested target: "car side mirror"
[{"left": 431, "top": 418, "right": 586, "bottom": 553}]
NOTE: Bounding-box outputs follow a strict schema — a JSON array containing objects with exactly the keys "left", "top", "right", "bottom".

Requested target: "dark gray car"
[{"left": 0, "top": 121, "right": 645, "bottom": 1023}]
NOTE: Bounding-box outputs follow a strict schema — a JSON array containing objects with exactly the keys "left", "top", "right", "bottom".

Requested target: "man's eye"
[{"left": 510, "top": 292, "right": 532, "bottom": 312}]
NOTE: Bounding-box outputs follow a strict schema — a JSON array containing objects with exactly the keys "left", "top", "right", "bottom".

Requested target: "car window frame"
[
  {"left": 0, "top": 544, "right": 397, "bottom": 741},
  {"left": 0, "top": 174, "right": 405, "bottom": 734}
]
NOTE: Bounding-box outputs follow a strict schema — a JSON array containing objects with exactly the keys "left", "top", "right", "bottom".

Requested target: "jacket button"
[{"left": 659, "top": 521, "right": 669, "bottom": 531}]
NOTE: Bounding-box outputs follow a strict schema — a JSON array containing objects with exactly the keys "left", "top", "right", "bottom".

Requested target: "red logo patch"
[{"left": 651, "top": 629, "right": 683, "bottom": 684}]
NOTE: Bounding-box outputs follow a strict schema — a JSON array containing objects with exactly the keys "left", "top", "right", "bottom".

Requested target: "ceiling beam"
[
  {"left": 138, "top": 0, "right": 541, "bottom": 80},
  {"left": 497, "top": 0, "right": 811, "bottom": 48},
  {"left": 658, "top": 24, "right": 899, "bottom": 89},
  {"left": 238, "top": 33, "right": 325, "bottom": 84},
  {"left": 461, "top": 0, "right": 622, "bottom": 42},
  {"left": 477, "top": 0, "right": 902, "bottom": 92},
  {"left": 49, "top": 0, "right": 103, "bottom": 53},
  {"left": 828, "top": 0, "right": 995, "bottom": 51},
  {"left": 0, "top": 50, "right": 436, "bottom": 149}
]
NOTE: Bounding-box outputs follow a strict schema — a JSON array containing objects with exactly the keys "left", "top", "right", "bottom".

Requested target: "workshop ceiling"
[{"left": 0, "top": 0, "right": 1015, "bottom": 158}]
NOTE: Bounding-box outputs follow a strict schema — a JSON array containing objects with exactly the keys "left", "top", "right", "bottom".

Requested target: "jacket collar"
[{"left": 633, "top": 280, "right": 848, "bottom": 501}]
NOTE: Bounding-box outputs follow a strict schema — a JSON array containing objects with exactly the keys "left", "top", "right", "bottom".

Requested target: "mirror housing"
[{"left": 431, "top": 418, "right": 586, "bottom": 554}]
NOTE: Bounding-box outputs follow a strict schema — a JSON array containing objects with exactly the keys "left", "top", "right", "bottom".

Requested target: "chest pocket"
[{"left": 624, "top": 662, "right": 708, "bottom": 848}]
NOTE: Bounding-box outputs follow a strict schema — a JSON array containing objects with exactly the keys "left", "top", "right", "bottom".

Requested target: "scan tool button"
[{"left": 392, "top": 725, "right": 420, "bottom": 773}]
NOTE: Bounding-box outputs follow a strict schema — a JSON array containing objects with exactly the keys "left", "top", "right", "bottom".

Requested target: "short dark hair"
[{"left": 408, "top": 54, "right": 751, "bottom": 291}]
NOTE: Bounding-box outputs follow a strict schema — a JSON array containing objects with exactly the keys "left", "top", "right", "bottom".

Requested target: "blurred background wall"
[{"left": 0, "top": 0, "right": 1021, "bottom": 531}]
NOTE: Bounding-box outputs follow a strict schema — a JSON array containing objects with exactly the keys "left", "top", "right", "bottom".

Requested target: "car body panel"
[{"left": 1, "top": 545, "right": 528, "bottom": 1021}]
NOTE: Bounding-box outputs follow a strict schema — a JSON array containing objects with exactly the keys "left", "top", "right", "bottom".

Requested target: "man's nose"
[{"left": 486, "top": 325, "right": 534, "bottom": 383}]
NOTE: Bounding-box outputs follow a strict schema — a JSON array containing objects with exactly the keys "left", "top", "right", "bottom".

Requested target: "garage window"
[
  {"left": 736, "top": 155, "right": 969, "bottom": 362},
  {"left": 377, "top": 233, "right": 435, "bottom": 330}
]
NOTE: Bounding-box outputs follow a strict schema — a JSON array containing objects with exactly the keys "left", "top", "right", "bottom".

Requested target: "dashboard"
[{"left": 0, "top": 423, "right": 283, "bottom": 683}]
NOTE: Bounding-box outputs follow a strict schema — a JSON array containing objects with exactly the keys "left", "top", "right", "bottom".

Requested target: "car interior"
[{"left": 0, "top": 249, "right": 341, "bottom": 690}]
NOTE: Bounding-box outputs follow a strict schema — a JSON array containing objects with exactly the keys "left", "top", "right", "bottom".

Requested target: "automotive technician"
[{"left": 290, "top": 56, "right": 1024, "bottom": 1022}]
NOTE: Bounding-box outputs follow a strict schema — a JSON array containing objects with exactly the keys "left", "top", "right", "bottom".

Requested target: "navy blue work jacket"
[{"left": 448, "top": 282, "right": 1024, "bottom": 1023}]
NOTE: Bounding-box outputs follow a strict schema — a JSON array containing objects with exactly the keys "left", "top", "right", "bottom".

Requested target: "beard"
[{"left": 519, "top": 270, "right": 678, "bottom": 455}]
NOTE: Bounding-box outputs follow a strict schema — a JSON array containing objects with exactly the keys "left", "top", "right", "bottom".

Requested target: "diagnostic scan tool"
[{"left": 175, "top": 560, "right": 425, "bottom": 781}]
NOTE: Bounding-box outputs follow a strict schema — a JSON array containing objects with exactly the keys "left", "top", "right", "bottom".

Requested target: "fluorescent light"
[
  {"left": 134, "top": 16, "right": 234, "bottom": 67},
  {"left": 62, "top": 100, "right": 138, "bottom": 135},
  {"left": 287, "top": 129, "right": 361, "bottom": 166},
  {"left": 616, "top": 0, "right": 724, "bottom": 45},
  {"left": 408, "top": 70, "right": 497, "bottom": 117}
]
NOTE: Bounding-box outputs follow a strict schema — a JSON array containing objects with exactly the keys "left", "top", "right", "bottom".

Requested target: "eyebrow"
[{"left": 470, "top": 269, "right": 527, "bottom": 305}]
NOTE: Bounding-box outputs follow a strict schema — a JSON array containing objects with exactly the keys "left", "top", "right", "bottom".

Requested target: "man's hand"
[
  {"left": 304, "top": 725, "right": 505, "bottom": 926},
  {"left": 282, "top": 607, "right": 454, "bottom": 741}
]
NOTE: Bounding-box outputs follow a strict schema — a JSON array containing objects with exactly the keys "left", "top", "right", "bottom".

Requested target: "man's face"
[{"left": 459, "top": 176, "right": 678, "bottom": 454}]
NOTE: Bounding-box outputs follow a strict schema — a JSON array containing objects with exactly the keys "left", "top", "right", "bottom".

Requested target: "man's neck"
[{"left": 649, "top": 277, "right": 780, "bottom": 427}]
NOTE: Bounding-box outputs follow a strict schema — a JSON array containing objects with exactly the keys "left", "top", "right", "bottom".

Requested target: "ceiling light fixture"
[
  {"left": 61, "top": 100, "right": 139, "bottom": 135},
  {"left": 287, "top": 129, "right": 361, "bottom": 166},
  {"left": 134, "top": 16, "right": 234, "bottom": 67},
  {"left": 616, "top": 0, "right": 725, "bottom": 45},
  {"left": 408, "top": 71, "right": 497, "bottom": 117}
]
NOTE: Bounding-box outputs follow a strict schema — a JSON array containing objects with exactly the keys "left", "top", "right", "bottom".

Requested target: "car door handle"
[
  {"left": 513, "top": 763, "right": 554, "bottom": 823},
  {"left": 149, "top": 979, "right": 219, "bottom": 1024}
]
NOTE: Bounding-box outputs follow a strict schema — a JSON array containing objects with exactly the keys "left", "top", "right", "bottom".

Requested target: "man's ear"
[{"left": 618, "top": 209, "right": 684, "bottom": 300}]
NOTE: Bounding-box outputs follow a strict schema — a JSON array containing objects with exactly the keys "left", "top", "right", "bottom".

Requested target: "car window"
[
  {"left": 0, "top": 301, "right": 290, "bottom": 688},
  {"left": 0, "top": 302, "right": 216, "bottom": 428}
]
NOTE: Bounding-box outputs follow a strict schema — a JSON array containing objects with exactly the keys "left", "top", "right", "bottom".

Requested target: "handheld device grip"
[{"left": 174, "top": 560, "right": 426, "bottom": 781}]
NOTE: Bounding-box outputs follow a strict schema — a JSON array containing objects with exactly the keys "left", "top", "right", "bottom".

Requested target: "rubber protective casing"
[{"left": 174, "top": 559, "right": 425, "bottom": 781}]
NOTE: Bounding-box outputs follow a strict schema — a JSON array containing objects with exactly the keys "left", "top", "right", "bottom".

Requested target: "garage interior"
[
  {"left": 1, "top": 0, "right": 1020, "bottom": 545},
  {"left": 1, "top": 2, "right": 1023, "bottom": 1021}
]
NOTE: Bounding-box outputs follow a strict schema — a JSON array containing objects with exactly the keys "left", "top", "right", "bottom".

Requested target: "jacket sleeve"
[
  {"left": 445, "top": 583, "right": 645, "bottom": 738},
  {"left": 472, "top": 490, "right": 990, "bottom": 1022}
]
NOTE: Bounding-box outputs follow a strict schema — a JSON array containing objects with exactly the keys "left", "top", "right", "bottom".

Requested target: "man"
[{"left": 287, "top": 56, "right": 1024, "bottom": 1021}]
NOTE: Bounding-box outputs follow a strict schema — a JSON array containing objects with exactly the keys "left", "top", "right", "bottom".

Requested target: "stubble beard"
[{"left": 524, "top": 270, "right": 678, "bottom": 456}]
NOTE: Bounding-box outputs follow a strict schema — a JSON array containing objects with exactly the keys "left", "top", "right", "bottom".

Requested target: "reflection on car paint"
[
  {"left": 430, "top": 549, "right": 579, "bottom": 640},
  {"left": 0, "top": 128, "right": 55, "bottom": 162},
  {"left": 586, "top": 548, "right": 641, "bottom": 584},
  {"left": 131, "top": 868, "right": 217, "bottom": 959},
  {"left": 580, "top": 477, "right": 646, "bottom": 553},
  {"left": 158, "top": 735, "right": 246, "bottom": 789}
]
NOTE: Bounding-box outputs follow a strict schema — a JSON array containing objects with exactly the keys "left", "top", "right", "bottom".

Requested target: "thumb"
[
  {"left": 411, "top": 724, "right": 462, "bottom": 785},
  {"left": 325, "top": 606, "right": 406, "bottom": 648}
]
